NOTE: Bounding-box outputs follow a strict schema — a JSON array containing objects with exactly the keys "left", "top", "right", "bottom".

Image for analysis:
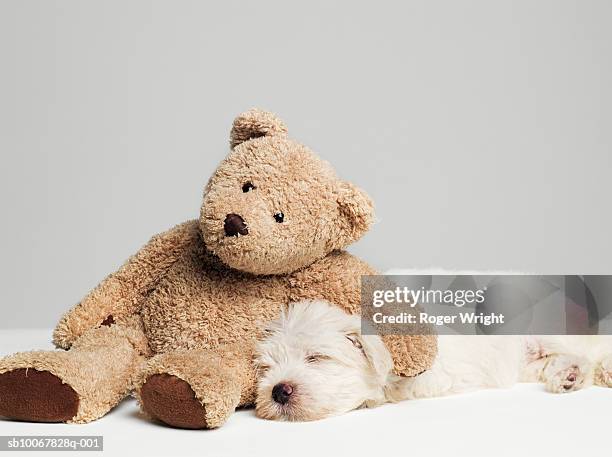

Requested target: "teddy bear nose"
[
  {"left": 224, "top": 213, "right": 248, "bottom": 237},
  {"left": 271, "top": 382, "right": 294, "bottom": 405}
]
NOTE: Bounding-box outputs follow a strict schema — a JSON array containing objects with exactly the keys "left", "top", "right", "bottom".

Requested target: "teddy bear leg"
[
  {"left": 137, "top": 346, "right": 254, "bottom": 429},
  {"left": 0, "top": 324, "right": 148, "bottom": 423}
]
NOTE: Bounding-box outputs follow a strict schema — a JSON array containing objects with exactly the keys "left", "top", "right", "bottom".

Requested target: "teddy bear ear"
[
  {"left": 333, "top": 181, "right": 375, "bottom": 248},
  {"left": 230, "top": 108, "right": 289, "bottom": 149}
]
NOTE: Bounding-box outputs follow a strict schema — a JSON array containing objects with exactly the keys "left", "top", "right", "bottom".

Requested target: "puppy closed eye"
[
  {"left": 346, "top": 335, "right": 363, "bottom": 350},
  {"left": 305, "top": 354, "right": 331, "bottom": 364},
  {"left": 256, "top": 363, "right": 271, "bottom": 373}
]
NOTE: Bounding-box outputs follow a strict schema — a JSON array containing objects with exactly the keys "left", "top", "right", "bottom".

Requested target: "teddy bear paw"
[
  {"left": 140, "top": 373, "right": 209, "bottom": 429},
  {"left": 0, "top": 368, "right": 79, "bottom": 422}
]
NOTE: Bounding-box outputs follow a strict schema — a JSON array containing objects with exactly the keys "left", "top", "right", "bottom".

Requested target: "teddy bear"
[{"left": 0, "top": 109, "right": 437, "bottom": 429}]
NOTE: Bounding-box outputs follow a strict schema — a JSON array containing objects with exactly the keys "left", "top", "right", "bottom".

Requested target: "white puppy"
[
  {"left": 255, "top": 301, "right": 393, "bottom": 421},
  {"left": 255, "top": 300, "right": 612, "bottom": 421}
]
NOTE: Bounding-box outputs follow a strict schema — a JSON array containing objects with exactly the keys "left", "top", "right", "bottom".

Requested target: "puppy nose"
[
  {"left": 224, "top": 213, "right": 248, "bottom": 236},
  {"left": 272, "top": 383, "right": 294, "bottom": 405}
]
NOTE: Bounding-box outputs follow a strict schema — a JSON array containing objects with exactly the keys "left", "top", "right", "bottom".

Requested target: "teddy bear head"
[{"left": 199, "top": 109, "right": 374, "bottom": 275}]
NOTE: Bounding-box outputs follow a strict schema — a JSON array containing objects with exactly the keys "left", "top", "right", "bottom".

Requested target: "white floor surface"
[{"left": 0, "top": 329, "right": 610, "bottom": 457}]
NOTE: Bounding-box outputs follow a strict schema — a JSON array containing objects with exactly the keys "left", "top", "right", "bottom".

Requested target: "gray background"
[{"left": 1, "top": 0, "right": 610, "bottom": 329}]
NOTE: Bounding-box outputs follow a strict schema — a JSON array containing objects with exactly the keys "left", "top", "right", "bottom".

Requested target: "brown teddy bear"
[{"left": 0, "top": 109, "right": 437, "bottom": 429}]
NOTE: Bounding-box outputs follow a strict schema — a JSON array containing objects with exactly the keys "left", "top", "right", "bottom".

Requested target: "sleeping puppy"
[
  {"left": 254, "top": 300, "right": 393, "bottom": 421},
  {"left": 255, "top": 300, "right": 612, "bottom": 421}
]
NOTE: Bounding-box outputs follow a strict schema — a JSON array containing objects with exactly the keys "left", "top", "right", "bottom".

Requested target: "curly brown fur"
[{"left": 0, "top": 109, "right": 437, "bottom": 428}]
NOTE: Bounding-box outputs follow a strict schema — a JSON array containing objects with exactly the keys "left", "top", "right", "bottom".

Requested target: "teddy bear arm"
[
  {"left": 381, "top": 334, "right": 438, "bottom": 377},
  {"left": 288, "top": 251, "right": 373, "bottom": 314},
  {"left": 52, "top": 220, "right": 202, "bottom": 349},
  {"left": 289, "top": 251, "right": 438, "bottom": 377}
]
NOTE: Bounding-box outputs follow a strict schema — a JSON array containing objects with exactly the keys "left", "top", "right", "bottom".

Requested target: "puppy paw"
[
  {"left": 525, "top": 337, "right": 547, "bottom": 362},
  {"left": 595, "top": 356, "right": 612, "bottom": 387},
  {"left": 544, "top": 355, "right": 589, "bottom": 393}
]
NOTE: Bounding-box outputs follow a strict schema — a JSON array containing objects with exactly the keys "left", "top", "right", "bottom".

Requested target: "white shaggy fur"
[
  {"left": 401, "top": 334, "right": 612, "bottom": 400},
  {"left": 255, "top": 301, "right": 393, "bottom": 421},
  {"left": 256, "top": 300, "right": 612, "bottom": 421}
]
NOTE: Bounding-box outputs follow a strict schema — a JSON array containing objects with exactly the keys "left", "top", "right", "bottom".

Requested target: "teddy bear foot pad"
[
  {"left": 0, "top": 368, "right": 79, "bottom": 422},
  {"left": 140, "top": 373, "right": 208, "bottom": 429}
]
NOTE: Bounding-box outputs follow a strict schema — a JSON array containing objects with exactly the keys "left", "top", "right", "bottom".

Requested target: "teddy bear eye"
[
  {"left": 274, "top": 212, "right": 284, "bottom": 223},
  {"left": 242, "top": 182, "right": 255, "bottom": 193}
]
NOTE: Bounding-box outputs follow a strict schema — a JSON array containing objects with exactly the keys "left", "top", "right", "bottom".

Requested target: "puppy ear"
[
  {"left": 333, "top": 182, "right": 375, "bottom": 249},
  {"left": 230, "top": 108, "right": 288, "bottom": 149},
  {"left": 347, "top": 332, "right": 393, "bottom": 383}
]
